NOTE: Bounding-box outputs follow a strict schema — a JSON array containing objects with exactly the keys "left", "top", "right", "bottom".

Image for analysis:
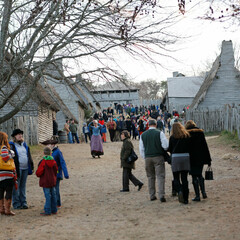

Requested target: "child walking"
[{"left": 36, "top": 147, "right": 58, "bottom": 216}]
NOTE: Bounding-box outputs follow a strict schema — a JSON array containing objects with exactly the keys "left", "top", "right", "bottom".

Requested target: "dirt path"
[{"left": 1, "top": 135, "right": 240, "bottom": 240}]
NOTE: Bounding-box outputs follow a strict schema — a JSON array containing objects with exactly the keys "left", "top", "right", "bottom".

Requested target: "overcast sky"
[
  {"left": 122, "top": 1, "right": 240, "bottom": 83},
  {"left": 66, "top": 1, "right": 239, "bottom": 84}
]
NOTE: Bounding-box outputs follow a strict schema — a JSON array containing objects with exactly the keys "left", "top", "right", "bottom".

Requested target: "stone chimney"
[
  {"left": 173, "top": 71, "right": 179, "bottom": 77},
  {"left": 220, "top": 40, "right": 235, "bottom": 69}
]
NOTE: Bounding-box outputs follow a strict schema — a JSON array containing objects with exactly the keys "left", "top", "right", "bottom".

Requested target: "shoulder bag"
[{"left": 126, "top": 149, "right": 138, "bottom": 164}]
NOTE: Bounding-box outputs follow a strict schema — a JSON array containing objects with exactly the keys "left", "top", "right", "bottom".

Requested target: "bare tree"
[
  {"left": 0, "top": 0, "right": 182, "bottom": 123},
  {"left": 132, "top": 79, "right": 162, "bottom": 99}
]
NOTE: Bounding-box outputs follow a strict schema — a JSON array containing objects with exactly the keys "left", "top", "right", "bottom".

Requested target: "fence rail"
[{"left": 186, "top": 105, "right": 240, "bottom": 140}]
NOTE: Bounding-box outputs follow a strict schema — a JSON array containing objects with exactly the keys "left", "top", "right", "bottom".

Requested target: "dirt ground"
[{"left": 1, "top": 134, "right": 240, "bottom": 240}]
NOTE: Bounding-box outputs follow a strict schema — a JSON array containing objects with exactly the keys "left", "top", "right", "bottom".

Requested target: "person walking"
[
  {"left": 36, "top": 146, "right": 58, "bottom": 216},
  {"left": 9, "top": 129, "right": 34, "bottom": 210},
  {"left": 0, "top": 132, "right": 17, "bottom": 216},
  {"left": 69, "top": 119, "right": 80, "bottom": 143},
  {"left": 88, "top": 120, "right": 104, "bottom": 158},
  {"left": 168, "top": 122, "right": 191, "bottom": 204},
  {"left": 120, "top": 130, "right": 143, "bottom": 192},
  {"left": 185, "top": 120, "right": 212, "bottom": 201},
  {"left": 40, "top": 139, "right": 69, "bottom": 209},
  {"left": 139, "top": 119, "right": 168, "bottom": 202}
]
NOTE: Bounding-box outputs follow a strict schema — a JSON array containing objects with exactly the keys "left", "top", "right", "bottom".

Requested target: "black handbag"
[
  {"left": 127, "top": 149, "right": 138, "bottom": 164},
  {"left": 205, "top": 166, "right": 214, "bottom": 180}
]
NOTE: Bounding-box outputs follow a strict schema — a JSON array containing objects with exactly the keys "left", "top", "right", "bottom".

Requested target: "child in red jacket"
[{"left": 36, "top": 147, "right": 58, "bottom": 216}]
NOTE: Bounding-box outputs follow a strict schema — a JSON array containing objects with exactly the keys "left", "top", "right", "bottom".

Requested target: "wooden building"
[
  {"left": 166, "top": 72, "right": 204, "bottom": 113},
  {"left": 91, "top": 81, "right": 140, "bottom": 110},
  {"left": 42, "top": 60, "right": 101, "bottom": 135},
  {"left": 190, "top": 40, "right": 240, "bottom": 109}
]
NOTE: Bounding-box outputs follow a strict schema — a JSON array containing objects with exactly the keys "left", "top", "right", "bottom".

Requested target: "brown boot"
[
  {"left": 5, "top": 199, "right": 15, "bottom": 216},
  {"left": 0, "top": 199, "right": 5, "bottom": 215}
]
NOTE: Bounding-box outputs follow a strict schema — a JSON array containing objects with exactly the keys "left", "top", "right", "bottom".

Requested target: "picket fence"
[{"left": 186, "top": 105, "right": 240, "bottom": 140}]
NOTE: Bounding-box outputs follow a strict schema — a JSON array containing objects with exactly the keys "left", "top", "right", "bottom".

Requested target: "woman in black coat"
[
  {"left": 168, "top": 122, "right": 191, "bottom": 204},
  {"left": 185, "top": 120, "right": 212, "bottom": 201}
]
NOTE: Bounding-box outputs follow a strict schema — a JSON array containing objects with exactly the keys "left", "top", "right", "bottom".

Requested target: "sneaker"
[
  {"left": 21, "top": 205, "right": 28, "bottom": 209},
  {"left": 13, "top": 206, "right": 22, "bottom": 210},
  {"left": 57, "top": 206, "right": 61, "bottom": 209},
  {"left": 40, "top": 212, "right": 51, "bottom": 216}
]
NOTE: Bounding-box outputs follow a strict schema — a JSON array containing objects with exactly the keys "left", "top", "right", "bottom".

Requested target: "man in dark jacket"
[
  {"left": 139, "top": 119, "right": 168, "bottom": 202},
  {"left": 9, "top": 129, "right": 34, "bottom": 209}
]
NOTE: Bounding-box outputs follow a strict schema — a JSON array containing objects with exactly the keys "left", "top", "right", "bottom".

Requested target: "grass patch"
[
  {"left": 217, "top": 130, "right": 240, "bottom": 150},
  {"left": 204, "top": 131, "right": 221, "bottom": 137},
  {"left": 29, "top": 145, "right": 44, "bottom": 156}
]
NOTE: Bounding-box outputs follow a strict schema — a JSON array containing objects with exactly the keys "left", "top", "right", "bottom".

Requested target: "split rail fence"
[{"left": 186, "top": 105, "right": 240, "bottom": 140}]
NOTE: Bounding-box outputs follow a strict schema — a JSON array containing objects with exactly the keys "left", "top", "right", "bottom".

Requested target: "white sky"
[
  {"left": 122, "top": 3, "right": 240, "bottom": 83},
  {"left": 66, "top": 1, "right": 240, "bottom": 84}
]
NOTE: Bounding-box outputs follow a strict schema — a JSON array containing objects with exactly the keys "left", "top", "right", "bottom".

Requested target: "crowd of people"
[{"left": 0, "top": 103, "right": 211, "bottom": 217}]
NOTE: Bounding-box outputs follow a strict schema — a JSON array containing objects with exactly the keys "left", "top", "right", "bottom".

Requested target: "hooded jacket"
[
  {"left": 36, "top": 156, "right": 58, "bottom": 188},
  {"left": 52, "top": 147, "right": 69, "bottom": 180}
]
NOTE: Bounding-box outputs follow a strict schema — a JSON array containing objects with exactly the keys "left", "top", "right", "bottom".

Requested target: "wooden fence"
[
  {"left": 186, "top": 105, "right": 240, "bottom": 139},
  {"left": 0, "top": 116, "right": 38, "bottom": 145}
]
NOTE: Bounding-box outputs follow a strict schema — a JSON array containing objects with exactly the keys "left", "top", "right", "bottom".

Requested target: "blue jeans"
[
  {"left": 43, "top": 187, "right": 57, "bottom": 214},
  {"left": 68, "top": 132, "right": 73, "bottom": 143},
  {"left": 72, "top": 133, "right": 79, "bottom": 143},
  {"left": 12, "top": 169, "right": 28, "bottom": 209},
  {"left": 55, "top": 178, "right": 61, "bottom": 207}
]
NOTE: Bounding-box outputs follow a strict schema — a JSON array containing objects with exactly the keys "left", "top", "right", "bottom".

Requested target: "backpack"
[{"left": 0, "top": 146, "right": 15, "bottom": 171}]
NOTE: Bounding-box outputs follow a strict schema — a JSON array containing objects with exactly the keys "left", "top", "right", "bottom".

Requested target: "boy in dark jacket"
[{"left": 36, "top": 147, "right": 58, "bottom": 216}]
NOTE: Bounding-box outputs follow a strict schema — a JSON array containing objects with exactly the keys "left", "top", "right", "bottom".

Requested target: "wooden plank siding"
[
  {"left": 0, "top": 106, "right": 56, "bottom": 145},
  {"left": 38, "top": 106, "right": 54, "bottom": 143},
  {"left": 186, "top": 105, "right": 240, "bottom": 139}
]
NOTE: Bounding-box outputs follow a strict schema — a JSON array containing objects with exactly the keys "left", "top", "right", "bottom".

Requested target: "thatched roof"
[
  {"left": 190, "top": 56, "right": 220, "bottom": 109},
  {"left": 44, "top": 83, "right": 78, "bottom": 123},
  {"left": 4, "top": 52, "right": 60, "bottom": 112}
]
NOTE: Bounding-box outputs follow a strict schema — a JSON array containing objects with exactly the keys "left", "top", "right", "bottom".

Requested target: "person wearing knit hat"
[
  {"left": 36, "top": 146, "right": 58, "bottom": 216},
  {"left": 41, "top": 139, "right": 69, "bottom": 209}
]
